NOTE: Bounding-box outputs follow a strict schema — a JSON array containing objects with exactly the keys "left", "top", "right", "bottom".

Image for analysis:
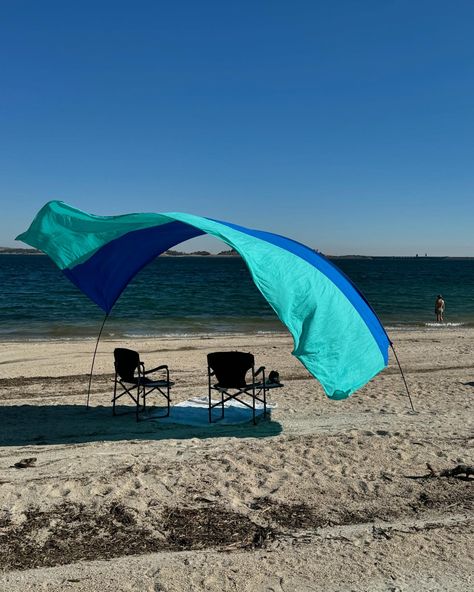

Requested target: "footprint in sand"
[{"left": 262, "top": 576, "right": 285, "bottom": 592}]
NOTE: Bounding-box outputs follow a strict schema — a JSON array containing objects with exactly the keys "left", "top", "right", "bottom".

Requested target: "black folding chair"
[
  {"left": 113, "top": 348, "right": 173, "bottom": 421},
  {"left": 207, "top": 351, "right": 272, "bottom": 424}
]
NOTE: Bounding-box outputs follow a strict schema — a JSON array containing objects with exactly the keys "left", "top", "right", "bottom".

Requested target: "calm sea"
[{"left": 1, "top": 254, "right": 473, "bottom": 340}]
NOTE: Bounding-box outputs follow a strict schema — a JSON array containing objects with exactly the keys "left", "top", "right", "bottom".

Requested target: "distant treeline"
[
  {"left": 1, "top": 247, "right": 472, "bottom": 260},
  {"left": 0, "top": 247, "right": 41, "bottom": 254},
  {"left": 164, "top": 249, "right": 239, "bottom": 257},
  {"left": 0, "top": 246, "right": 240, "bottom": 257}
]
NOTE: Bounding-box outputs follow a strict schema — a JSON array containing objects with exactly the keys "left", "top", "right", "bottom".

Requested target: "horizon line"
[{"left": 1, "top": 247, "right": 473, "bottom": 260}]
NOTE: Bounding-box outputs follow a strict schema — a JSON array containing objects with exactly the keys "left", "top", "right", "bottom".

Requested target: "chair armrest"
[
  {"left": 254, "top": 366, "right": 265, "bottom": 377},
  {"left": 143, "top": 364, "right": 168, "bottom": 374}
]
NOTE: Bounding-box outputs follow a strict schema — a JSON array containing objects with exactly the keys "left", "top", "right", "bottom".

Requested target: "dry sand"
[{"left": 0, "top": 328, "right": 472, "bottom": 591}]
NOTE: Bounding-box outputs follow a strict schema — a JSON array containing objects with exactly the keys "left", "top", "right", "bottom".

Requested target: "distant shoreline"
[{"left": 1, "top": 247, "right": 473, "bottom": 260}]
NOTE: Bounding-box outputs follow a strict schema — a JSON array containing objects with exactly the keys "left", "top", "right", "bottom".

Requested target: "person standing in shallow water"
[{"left": 435, "top": 295, "right": 445, "bottom": 322}]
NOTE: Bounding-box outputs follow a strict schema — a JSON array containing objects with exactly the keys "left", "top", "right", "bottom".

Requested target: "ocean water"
[{"left": 0, "top": 254, "right": 473, "bottom": 340}]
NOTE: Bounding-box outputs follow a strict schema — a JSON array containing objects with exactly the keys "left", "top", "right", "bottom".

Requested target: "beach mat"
[{"left": 149, "top": 396, "right": 275, "bottom": 426}]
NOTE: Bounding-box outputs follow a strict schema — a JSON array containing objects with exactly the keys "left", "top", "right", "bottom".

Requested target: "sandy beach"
[{"left": 0, "top": 328, "right": 472, "bottom": 591}]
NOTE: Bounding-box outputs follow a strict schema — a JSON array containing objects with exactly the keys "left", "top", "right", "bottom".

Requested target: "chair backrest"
[
  {"left": 114, "top": 348, "right": 140, "bottom": 382},
  {"left": 207, "top": 351, "right": 254, "bottom": 388}
]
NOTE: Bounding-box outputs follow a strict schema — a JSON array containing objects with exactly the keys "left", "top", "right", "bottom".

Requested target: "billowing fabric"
[{"left": 16, "top": 201, "right": 390, "bottom": 399}]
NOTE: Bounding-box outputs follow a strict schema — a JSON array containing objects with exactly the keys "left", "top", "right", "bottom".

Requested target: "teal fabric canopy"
[{"left": 17, "top": 201, "right": 390, "bottom": 399}]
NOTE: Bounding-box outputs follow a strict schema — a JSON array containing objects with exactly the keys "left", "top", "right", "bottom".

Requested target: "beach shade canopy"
[{"left": 16, "top": 201, "right": 390, "bottom": 399}]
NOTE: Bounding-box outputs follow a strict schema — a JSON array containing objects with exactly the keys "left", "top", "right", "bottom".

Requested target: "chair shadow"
[
  {"left": 462, "top": 381, "right": 474, "bottom": 387},
  {"left": 0, "top": 404, "right": 283, "bottom": 447}
]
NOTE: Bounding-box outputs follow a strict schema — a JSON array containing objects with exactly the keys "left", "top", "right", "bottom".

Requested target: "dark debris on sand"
[
  {"left": 250, "top": 498, "right": 325, "bottom": 529},
  {"left": 162, "top": 506, "right": 272, "bottom": 551},
  {"left": 250, "top": 475, "right": 474, "bottom": 531},
  {"left": 0, "top": 473, "right": 472, "bottom": 572},
  {"left": 0, "top": 502, "right": 273, "bottom": 572},
  {"left": 0, "top": 502, "right": 154, "bottom": 571}
]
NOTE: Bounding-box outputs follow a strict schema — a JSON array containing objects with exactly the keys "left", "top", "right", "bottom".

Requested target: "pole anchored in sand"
[
  {"left": 86, "top": 313, "right": 109, "bottom": 408},
  {"left": 390, "top": 343, "right": 415, "bottom": 412}
]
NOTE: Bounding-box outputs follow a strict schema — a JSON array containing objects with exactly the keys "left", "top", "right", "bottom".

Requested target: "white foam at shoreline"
[{"left": 424, "top": 322, "right": 464, "bottom": 327}]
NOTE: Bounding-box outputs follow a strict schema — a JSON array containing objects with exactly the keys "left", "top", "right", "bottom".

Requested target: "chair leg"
[
  {"left": 208, "top": 385, "right": 212, "bottom": 423},
  {"left": 221, "top": 390, "right": 224, "bottom": 418},
  {"left": 113, "top": 374, "right": 117, "bottom": 416},
  {"left": 252, "top": 383, "right": 256, "bottom": 425},
  {"left": 136, "top": 384, "right": 142, "bottom": 422}
]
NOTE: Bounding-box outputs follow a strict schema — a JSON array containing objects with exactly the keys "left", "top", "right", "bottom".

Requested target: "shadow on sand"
[{"left": 0, "top": 404, "right": 283, "bottom": 447}]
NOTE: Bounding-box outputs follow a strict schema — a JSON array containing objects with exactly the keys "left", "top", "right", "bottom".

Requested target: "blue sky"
[{"left": 1, "top": 0, "right": 473, "bottom": 255}]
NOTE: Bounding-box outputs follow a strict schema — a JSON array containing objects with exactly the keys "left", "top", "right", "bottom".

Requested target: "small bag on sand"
[{"left": 268, "top": 370, "right": 280, "bottom": 384}]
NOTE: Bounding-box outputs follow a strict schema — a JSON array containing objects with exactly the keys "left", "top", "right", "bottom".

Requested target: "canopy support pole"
[
  {"left": 390, "top": 342, "right": 415, "bottom": 412},
  {"left": 86, "top": 313, "right": 109, "bottom": 408}
]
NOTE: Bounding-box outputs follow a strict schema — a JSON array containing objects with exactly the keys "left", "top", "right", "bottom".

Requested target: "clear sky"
[{"left": 1, "top": 0, "right": 473, "bottom": 255}]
